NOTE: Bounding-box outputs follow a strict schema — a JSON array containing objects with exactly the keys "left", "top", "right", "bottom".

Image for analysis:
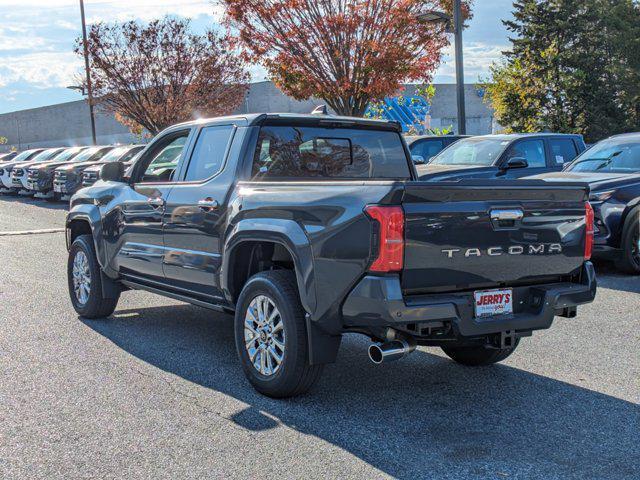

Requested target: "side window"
[
  {"left": 184, "top": 126, "right": 234, "bottom": 182},
  {"left": 549, "top": 138, "right": 578, "bottom": 165},
  {"left": 94, "top": 149, "right": 110, "bottom": 161},
  {"left": 135, "top": 132, "right": 189, "bottom": 184},
  {"left": 119, "top": 147, "right": 143, "bottom": 164},
  {"left": 412, "top": 139, "right": 444, "bottom": 161},
  {"left": 507, "top": 139, "right": 546, "bottom": 168}
]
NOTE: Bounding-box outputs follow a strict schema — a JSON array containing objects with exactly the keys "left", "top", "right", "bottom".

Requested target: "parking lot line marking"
[{"left": 0, "top": 228, "right": 65, "bottom": 236}]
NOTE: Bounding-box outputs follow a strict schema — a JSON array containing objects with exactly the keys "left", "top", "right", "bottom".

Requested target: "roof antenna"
[{"left": 311, "top": 105, "right": 328, "bottom": 115}]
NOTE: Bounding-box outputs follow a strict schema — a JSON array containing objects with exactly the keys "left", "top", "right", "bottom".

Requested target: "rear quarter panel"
[{"left": 226, "top": 181, "right": 402, "bottom": 333}]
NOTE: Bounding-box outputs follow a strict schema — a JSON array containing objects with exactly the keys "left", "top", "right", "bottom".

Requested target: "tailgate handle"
[
  {"left": 490, "top": 209, "right": 523, "bottom": 229},
  {"left": 491, "top": 209, "right": 524, "bottom": 221}
]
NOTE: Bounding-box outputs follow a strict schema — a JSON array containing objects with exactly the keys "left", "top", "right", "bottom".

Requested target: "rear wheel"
[
  {"left": 441, "top": 339, "right": 520, "bottom": 366},
  {"left": 67, "top": 234, "right": 119, "bottom": 318},
  {"left": 234, "top": 270, "right": 323, "bottom": 398},
  {"left": 46, "top": 192, "right": 61, "bottom": 202},
  {"left": 615, "top": 209, "right": 640, "bottom": 274}
]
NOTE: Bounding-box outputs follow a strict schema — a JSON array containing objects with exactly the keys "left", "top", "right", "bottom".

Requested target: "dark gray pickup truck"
[{"left": 65, "top": 113, "right": 597, "bottom": 397}]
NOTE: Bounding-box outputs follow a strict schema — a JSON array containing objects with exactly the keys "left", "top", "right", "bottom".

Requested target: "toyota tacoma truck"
[{"left": 65, "top": 113, "right": 597, "bottom": 398}]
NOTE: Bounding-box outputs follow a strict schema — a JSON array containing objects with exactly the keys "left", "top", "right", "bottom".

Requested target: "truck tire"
[
  {"left": 46, "top": 192, "right": 61, "bottom": 203},
  {"left": 234, "top": 270, "right": 323, "bottom": 398},
  {"left": 67, "top": 234, "right": 119, "bottom": 318},
  {"left": 615, "top": 209, "right": 640, "bottom": 274},
  {"left": 441, "top": 339, "right": 520, "bottom": 366}
]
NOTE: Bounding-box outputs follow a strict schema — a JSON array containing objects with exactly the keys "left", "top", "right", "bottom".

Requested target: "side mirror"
[
  {"left": 100, "top": 161, "right": 124, "bottom": 183},
  {"left": 412, "top": 155, "right": 426, "bottom": 165},
  {"left": 504, "top": 157, "right": 529, "bottom": 169}
]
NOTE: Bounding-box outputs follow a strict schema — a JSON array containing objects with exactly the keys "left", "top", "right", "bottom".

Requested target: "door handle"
[
  {"left": 198, "top": 198, "right": 219, "bottom": 211},
  {"left": 147, "top": 197, "right": 165, "bottom": 208}
]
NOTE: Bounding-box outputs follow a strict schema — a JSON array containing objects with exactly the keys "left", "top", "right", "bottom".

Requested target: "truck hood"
[
  {"left": 56, "top": 161, "right": 102, "bottom": 173},
  {"left": 526, "top": 171, "right": 640, "bottom": 190},
  {"left": 0, "top": 160, "right": 29, "bottom": 172},
  {"left": 35, "top": 160, "right": 83, "bottom": 172},
  {"left": 82, "top": 163, "right": 103, "bottom": 174},
  {"left": 416, "top": 164, "right": 493, "bottom": 180}
]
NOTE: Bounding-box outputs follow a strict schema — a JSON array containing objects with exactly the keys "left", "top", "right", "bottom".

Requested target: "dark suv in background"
[
  {"left": 528, "top": 132, "right": 640, "bottom": 273},
  {"left": 417, "top": 133, "right": 586, "bottom": 180},
  {"left": 406, "top": 135, "right": 469, "bottom": 164}
]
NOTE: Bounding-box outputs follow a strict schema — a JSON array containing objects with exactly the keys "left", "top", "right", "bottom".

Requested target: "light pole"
[
  {"left": 78, "top": 0, "right": 97, "bottom": 145},
  {"left": 417, "top": 0, "right": 467, "bottom": 135}
]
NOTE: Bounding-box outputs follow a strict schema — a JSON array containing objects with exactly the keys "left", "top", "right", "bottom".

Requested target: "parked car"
[
  {"left": 0, "top": 148, "right": 45, "bottom": 192},
  {"left": 0, "top": 151, "right": 18, "bottom": 162},
  {"left": 81, "top": 145, "right": 145, "bottom": 187},
  {"left": 65, "top": 113, "right": 596, "bottom": 398},
  {"left": 27, "top": 146, "right": 111, "bottom": 201},
  {"left": 52, "top": 146, "right": 116, "bottom": 198},
  {"left": 416, "top": 133, "right": 586, "bottom": 180},
  {"left": 405, "top": 134, "right": 469, "bottom": 164},
  {"left": 10, "top": 147, "right": 66, "bottom": 194},
  {"left": 527, "top": 132, "right": 640, "bottom": 273},
  {"left": 26, "top": 146, "right": 89, "bottom": 199}
]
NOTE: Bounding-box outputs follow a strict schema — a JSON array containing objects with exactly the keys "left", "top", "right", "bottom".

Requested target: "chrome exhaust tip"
[{"left": 368, "top": 338, "right": 416, "bottom": 364}]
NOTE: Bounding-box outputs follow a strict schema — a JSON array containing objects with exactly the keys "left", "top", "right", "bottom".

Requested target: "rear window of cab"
[{"left": 252, "top": 126, "right": 411, "bottom": 180}]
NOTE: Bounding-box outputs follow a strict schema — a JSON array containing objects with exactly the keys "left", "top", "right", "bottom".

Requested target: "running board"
[{"left": 120, "top": 278, "right": 234, "bottom": 314}]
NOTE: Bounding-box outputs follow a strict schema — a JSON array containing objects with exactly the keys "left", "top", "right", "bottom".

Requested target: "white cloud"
[
  {"left": 0, "top": 51, "right": 81, "bottom": 88},
  {"left": 0, "top": 0, "right": 221, "bottom": 22},
  {"left": 0, "top": 0, "right": 514, "bottom": 110},
  {"left": 434, "top": 42, "right": 509, "bottom": 83}
]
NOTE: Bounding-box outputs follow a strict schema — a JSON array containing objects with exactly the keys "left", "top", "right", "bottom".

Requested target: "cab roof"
[{"left": 172, "top": 113, "right": 402, "bottom": 132}]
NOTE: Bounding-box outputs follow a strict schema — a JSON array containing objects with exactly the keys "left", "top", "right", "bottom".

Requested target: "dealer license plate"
[{"left": 474, "top": 289, "right": 513, "bottom": 318}]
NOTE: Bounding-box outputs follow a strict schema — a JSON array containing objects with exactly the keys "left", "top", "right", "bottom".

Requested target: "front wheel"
[
  {"left": 441, "top": 339, "right": 520, "bottom": 366},
  {"left": 67, "top": 234, "right": 119, "bottom": 318},
  {"left": 615, "top": 209, "right": 640, "bottom": 274},
  {"left": 234, "top": 270, "right": 323, "bottom": 398}
]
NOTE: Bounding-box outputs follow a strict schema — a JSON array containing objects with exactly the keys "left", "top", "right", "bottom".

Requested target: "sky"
[{"left": 0, "top": 0, "right": 515, "bottom": 114}]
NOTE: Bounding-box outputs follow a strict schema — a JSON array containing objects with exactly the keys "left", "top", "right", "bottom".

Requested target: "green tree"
[{"left": 482, "top": 0, "right": 640, "bottom": 143}]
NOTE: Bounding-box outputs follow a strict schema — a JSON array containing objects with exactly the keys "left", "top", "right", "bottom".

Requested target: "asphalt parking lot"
[{"left": 0, "top": 197, "right": 638, "bottom": 480}]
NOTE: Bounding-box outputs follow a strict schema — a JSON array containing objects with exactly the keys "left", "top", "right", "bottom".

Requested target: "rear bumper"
[{"left": 341, "top": 262, "right": 597, "bottom": 337}]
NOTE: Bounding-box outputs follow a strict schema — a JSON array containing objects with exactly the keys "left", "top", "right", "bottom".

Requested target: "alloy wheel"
[
  {"left": 632, "top": 230, "right": 640, "bottom": 268},
  {"left": 244, "top": 294, "right": 286, "bottom": 376},
  {"left": 72, "top": 250, "right": 91, "bottom": 305}
]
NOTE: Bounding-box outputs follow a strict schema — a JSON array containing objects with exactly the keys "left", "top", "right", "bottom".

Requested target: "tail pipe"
[{"left": 368, "top": 336, "right": 417, "bottom": 364}]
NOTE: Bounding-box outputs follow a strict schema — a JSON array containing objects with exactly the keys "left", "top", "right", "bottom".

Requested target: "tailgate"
[{"left": 401, "top": 180, "right": 589, "bottom": 294}]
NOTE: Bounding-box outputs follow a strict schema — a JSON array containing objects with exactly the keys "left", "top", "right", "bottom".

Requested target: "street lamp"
[
  {"left": 417, "top": 0, "right": 467, "bottom": 135},
  {"left": 66, "top": 85, "right": 86, "bottom": 96},
  {"left": 78, "top": 0, "right": 97, "bottom": 145}
]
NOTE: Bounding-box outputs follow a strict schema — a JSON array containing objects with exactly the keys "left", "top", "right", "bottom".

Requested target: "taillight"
[
  {"left": 584, "top": 202, "right": 594, "bottom": 260},
  {"left": 364, "top": 205, "right": 404, "bottom": 272}
]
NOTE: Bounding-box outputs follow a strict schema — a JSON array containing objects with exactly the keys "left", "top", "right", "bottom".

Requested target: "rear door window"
[
  {"left": 549, "top": 138, "right": 578, "bottom": 165},
  {"left": 252, "top": 126, "right": 411, "bottom": 179}
]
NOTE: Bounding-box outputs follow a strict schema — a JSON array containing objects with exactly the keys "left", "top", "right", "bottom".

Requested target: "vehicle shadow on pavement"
[
  {"left": 592, "top": 260, "right": 640, "bottom": 294},
  {"left": 0, "top": 195, "right": 67, "bottom": 211},
  {"left": 83, "top": 305, "right": 640, "bottom": 480}
]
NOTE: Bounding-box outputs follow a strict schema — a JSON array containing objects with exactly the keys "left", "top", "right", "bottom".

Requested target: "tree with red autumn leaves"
[
  {"left": 75, "top": 18, "right": 249, "bottom": 135},
  {"left": 223, "top": 0, "right": 469, "bottom": 116}
]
